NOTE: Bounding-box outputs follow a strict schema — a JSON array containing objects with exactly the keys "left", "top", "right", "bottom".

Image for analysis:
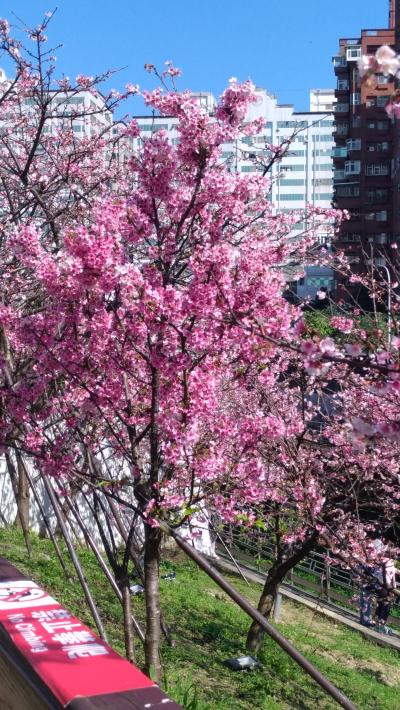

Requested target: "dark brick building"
[{"left": 332, "top": 0, "right": 400, "bottom": 301}]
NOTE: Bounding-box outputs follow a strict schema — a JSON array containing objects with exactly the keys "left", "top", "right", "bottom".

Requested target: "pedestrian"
[
  {"left": 357, "top": 565, "right": 382, "bottom": 627},
  {"left": 375, "top": 558, "right": 397, "bottom": 634},
  {"left": 357, "top": 540, "right": 385, "bottom": 628}
]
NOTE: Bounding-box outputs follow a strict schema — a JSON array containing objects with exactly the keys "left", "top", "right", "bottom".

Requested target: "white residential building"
[
  {"left": 42, "top": 90, "right": 113, "bottom": 138},
  {"left": 0, "top": 66, "right": 113, "bottom": 141},
  {"left": 309, "top": 89, "right": 336, "bottom": 113},
  {"left": 241, "top": 89, "right": 335, "bottom": 299}
]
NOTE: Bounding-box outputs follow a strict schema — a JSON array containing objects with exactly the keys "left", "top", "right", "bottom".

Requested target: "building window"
[
  {"left": 279, "top": 179, "right": 305, "bottom": 186},
  {"left": 367, "top": 120, "right": 376, "bottom": 129},
  {"left": 345, "top": 160, "right": 361, "bottom": 174},
  {"left": 370, "top": 233, "right": 389, "bottom": 244},
  {"left": 138, "top": 123, "right": 169, "bottom": 131},
  {"left": 336, "top": 184, "right": 360, "bottom": 197},
  {"left": 375, "top": 141, "right": 389, "bottom": 152},
  {"left": 366, "top": 188, "right": 389, "bottom": 202},
  {"left": 306, "top": 276, "right": 334, "bottom": 287},
  {"left": 335, "top": 103, "right": 350, "bottom": 113},
  {"left": 280, "top": 194, "right": 305, "bottom": 201},
  {"left": 377, "top": 120, "right": 390, "bottom": 130},
  {"left": 346, "top": 139, "right": 361, "bottom": 151},
  {"left": 367, "top": 142, "right": 388, "bottom": 152},
  {"left": 351, "top": 93, "right": 361, "bottom": 105},
  {"left": 346, "top": 46, "right": 361, "bottom": 60},
  {"left": 365, "top": 164, "right": 390, "bottom": 176},
  {"left": 376, "top": 74, "right": 390, "bottom": 85},
  {"left": 377, "top": 96, "right": 389, "bottom": 108},
  {"left": 376, "top": 210, "right": 388, "bottom": 221},
  {"left": 342, "top": 233, "right": 361, "bottom": 242},
  {"left": 333, "top": 55, "right": 347, "bottom": 67},
  {"left": 337, "top": 79, "right": 349, "bottom": 90},
  {"left": 280, "top": 164, "right": 305, "bottom": 171},
  {"left": 366, "top": 96, "right": 376, "bottom": 108},
  {"left": 313, "top": 178, "right": 332, "bottom": 186},
  {"left": 336, "top": 122, "right": 349, "bottom": 134},
  {"left": 351, "top": 116, "right": 361, "bottom": 128},
  {"left": 55, "top": 96, "right": 85, "bottom": 105},
  {"left": 365, "top": 211, "right": 389, "bottom": 222}
]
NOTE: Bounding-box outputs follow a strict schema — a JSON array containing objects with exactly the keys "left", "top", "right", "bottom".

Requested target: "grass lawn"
[{"left": 0, "top": 528, "right": 399, "bottom": 709}]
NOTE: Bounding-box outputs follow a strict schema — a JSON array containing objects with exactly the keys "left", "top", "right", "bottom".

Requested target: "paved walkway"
[{"left": 213, "top": 556, "right": 400, "bottom": 652}]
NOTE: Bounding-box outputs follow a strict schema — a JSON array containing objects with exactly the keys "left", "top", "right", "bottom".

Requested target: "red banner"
[{"left": 0, "top": 579, "right": 153, "bottom": 706}]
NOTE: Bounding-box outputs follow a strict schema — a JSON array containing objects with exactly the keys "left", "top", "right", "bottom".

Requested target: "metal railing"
[{"left": 217, "top": 527, "right": 400, "bottom": 627}]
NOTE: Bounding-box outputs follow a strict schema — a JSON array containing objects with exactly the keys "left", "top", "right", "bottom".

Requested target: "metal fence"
[{"left": 217, "top": 526, "right": 400, "bottom": 627}]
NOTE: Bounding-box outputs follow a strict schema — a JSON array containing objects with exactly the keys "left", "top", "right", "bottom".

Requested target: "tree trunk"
[
  {"left": 5, "top": 453, "right": 31, "bottom": 556},
  {"left": 16, "top": 457, "right": 30, "bottom": 532},
  {"left": 246, "top": 563, "right": 284, "bottom": 653},
  {"left": 246, "top": 533, "right": 318, "bottom": 653},
  {"left": 144, "top": 524, "right": 162, "bottom": 680},
  {"left": 121, "top": 579, "right": 136, "bottom": 663}
]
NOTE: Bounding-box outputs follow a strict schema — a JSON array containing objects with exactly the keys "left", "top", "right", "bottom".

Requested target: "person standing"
[{"left": 375, "top": 558, "right": 397, "bottom": 634}]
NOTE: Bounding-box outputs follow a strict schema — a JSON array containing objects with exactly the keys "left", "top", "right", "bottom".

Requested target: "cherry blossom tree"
[
  {"left": 0, "top": 29, "right": 343, "bottom": 670},
  {"left": 0, "top": 12, "right": 137, "bottom": 534},
  {"left": 4, "top": 17, "right": 400, "bottom": 678}
]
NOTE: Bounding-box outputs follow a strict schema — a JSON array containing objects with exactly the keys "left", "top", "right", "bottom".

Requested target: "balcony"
[
  {"left": 345, "top": 160, "right": 361, "bottom": 176},
  {"left": 334, "top": 181, "right": 360, "bottom": 199},
  {"left": 332, "top": 147, "right": 348, "bottom": 158},
  {"left": 334, "top": 169, "right": 346, "bottom": 181},
  {"left": 333, "top": 55, "right": 348, "bottom": 70},
  {"left": 334, "top": 103, "right": 349, "bottom": 113},
  {"left": 346, "top": 139, "right": 361, "bottom": 152},
  {"left": 334, "top": 123, "right": 349, "bottom": 137}
]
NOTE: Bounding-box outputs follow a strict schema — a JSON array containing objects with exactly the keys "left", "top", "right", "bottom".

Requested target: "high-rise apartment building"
[
  {"left": 0, "top": 67, "right": 113, "bottom": 139},
  {"left": 332, "top": 0, "right": 400, "bottom": 299}
]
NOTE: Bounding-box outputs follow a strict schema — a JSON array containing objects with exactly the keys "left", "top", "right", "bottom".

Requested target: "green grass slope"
[{"left": 0, "top": 528, "right": 399, "bottom": 710}]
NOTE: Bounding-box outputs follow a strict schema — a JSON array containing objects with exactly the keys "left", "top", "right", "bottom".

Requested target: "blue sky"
[{"left": 0, "top": 0, "right": 389, "bottom": 113}]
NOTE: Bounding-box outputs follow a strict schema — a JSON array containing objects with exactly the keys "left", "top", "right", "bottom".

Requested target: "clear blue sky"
[{"left": 1, "top": 0, "right": 389, "bottom": 113}]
